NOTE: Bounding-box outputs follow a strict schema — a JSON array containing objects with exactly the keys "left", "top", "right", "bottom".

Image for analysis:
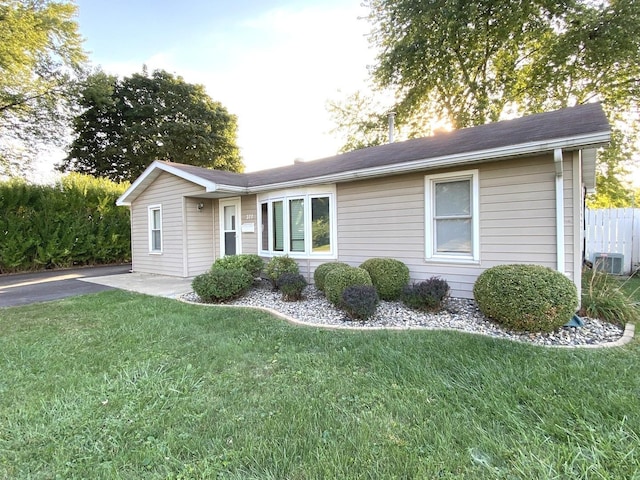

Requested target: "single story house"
[{"left": 116, "top": 102, "right": 610, "bottom": 299}]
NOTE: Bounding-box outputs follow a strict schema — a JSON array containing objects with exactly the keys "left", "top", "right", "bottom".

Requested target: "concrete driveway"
[
  {"left": 0, "top": 265, "right": 131, "bottom": 308},
  {"left": 0, "top": 265, "right": 194, "bottom": 308}
]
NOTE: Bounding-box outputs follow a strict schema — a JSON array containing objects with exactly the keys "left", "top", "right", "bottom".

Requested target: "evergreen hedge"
[{"left": 0, "top": 174, "right": 131, "bottom": 273}]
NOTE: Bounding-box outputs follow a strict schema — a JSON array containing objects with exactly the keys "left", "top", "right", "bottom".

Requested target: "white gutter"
[{"left": 554, "top": 148, "right": 564, "bottom": 274}]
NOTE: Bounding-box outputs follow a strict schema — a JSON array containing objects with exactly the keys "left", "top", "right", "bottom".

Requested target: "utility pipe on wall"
[
  {"left": 554, "top": 148, "right": 565, "bottom": 274},
  {"left": 388, "top": 112, "right": 396, "bottom": 143}
]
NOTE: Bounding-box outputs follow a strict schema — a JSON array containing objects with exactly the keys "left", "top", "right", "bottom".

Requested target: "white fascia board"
[{"left": 246, "top": 131, "right": 611, "bottom": 193}]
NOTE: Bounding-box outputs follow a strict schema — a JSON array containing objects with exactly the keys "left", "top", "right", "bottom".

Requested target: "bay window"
[{"left": 259, "top": 187, "right": 335, "bottom": 257}]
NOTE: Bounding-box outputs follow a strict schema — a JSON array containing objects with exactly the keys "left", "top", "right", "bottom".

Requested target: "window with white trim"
[
  {"left": 148, "top": 205, "right": 162, "bottom": 253},
  {"left": 425, "top": 170, "right": 479, "bottom": 262},
  {"left": 259, "top": 188, "right": 335, "bottom": 257}
]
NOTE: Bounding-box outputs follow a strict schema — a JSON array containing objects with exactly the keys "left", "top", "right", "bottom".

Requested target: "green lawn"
[
  {"left": 1, "top": 290, "right": 639, "bottom": 479},
  {"left": 619, "top": 275, "right": 640, "bottom": 305}
]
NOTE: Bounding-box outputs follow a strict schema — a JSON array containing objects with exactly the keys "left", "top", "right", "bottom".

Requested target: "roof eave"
[
  {"left": 247, "top": 130, "right": 611, "bottom": 193},
  {"left": 116, "top": 160, "right": 221, "bottom": 206}
]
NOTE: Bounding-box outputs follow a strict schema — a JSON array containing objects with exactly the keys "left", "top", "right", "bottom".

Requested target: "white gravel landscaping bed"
[{"left": 181, "top": 281, "right": 626, "bottom": 348}]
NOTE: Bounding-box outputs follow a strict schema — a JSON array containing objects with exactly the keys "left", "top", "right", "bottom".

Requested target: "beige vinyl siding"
[
  {"left": 240, "top": 195, "right": 258, "bottom": 254},
  {"left": 334, "top": 153, "right": 579, "bottom": 299},
  {"left": 480, "top": 155, "right": 558, "bottom": 269},
  {"left": 336, "top": 171, "right": 485, "bottom": 297},
  {"left": 337, "top": 175, "right": 425, "bottom": 263},
  {"left": 185, "top": 198, "right": 214, "bottom": 276},
  {"left": 336, "top": 173, "right": 429, "bottom": 282},
  {"left": 131, "top": 172, "right": 205, "bottom": 276}
]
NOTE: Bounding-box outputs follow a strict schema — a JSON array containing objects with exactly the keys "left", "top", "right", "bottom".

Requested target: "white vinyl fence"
[{"left": 585, "top": 208, "right": 640, "bottom": 275}]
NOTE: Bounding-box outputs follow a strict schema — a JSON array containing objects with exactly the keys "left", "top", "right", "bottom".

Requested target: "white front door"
[{"left": 219, "top": 198, "right": 241, "bottom": 257}]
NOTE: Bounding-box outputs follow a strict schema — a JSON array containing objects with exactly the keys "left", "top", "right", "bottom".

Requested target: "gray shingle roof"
[{"left": 163, "top": 102, "right": 609, "bottom": 189}]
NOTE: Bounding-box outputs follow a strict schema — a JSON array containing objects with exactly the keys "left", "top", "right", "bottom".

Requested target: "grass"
[
  {"left": 1, "top": 290, "right": 639, "bottom": 479},
  {"left": 618, "top": 274, "right": 640, "bottom": 305}
]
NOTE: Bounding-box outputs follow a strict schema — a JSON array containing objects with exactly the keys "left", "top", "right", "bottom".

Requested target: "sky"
[
  {"left": 28, "top": 0, "right": 638, "bottom": 188},
  {"left": 67, "top": 0, "right": 375, "bottom": 174}
]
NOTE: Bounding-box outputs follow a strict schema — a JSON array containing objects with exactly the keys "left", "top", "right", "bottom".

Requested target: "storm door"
[{"left": 219, "top": 198, "right": 241, "bottom": 257}]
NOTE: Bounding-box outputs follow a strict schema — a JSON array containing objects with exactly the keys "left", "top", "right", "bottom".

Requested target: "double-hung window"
[
  {"left": 259, "top": 187, "right": 335, "bottom": 257},
  {"left": 148, "top": 205, "right": 162, "bottom": 253},
  {"left": 425, "top": 170, "right": 479, "bottom": 262}
]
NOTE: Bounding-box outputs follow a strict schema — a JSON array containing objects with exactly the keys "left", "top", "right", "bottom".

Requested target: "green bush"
[
  {"left": 342, "top": 285, "right": 379, "bottom": 321},
  {"left": 212, "top": 254, "right": 264, "bottom": 277},
  {"left": 360, "top": 257, "right": 410, "bottom": 300},
  {"left": 276, "top": 273, "right": 307, "bottom": 301},
  {"left": 265, "top": 255, "right": 300, "bottom": 288},
  {"left": 581, "top": 269, "right": 639, "bottom": 326},
  {"left": 402, "top": 277, "right": 450, "bottom": 312},
  {"left": 313, "top": 262, "right": 350, "bottom": 292},
  {"left": 473, "top": 264, "right": 578, "bottom": 333},
  {"left": 191, "top": 268, "right": 253, "bottom": 303},
  {"left": 324, "top": 266, "right": 373, "bottom": 307}
]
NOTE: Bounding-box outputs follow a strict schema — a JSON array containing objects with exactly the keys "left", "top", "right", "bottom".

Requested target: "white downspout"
[{"left": 554, "top": 148, "right": 565, "bottom": 274}]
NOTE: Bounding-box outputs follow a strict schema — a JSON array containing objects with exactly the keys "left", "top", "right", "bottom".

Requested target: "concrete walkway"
[{"left": 79, "top": 271, "right": 193, "bottom": 298}]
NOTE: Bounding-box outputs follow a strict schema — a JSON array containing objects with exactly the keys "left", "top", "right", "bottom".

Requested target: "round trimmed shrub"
[
  {"left": 265, "top": 255, "right": 299, "bottom": 288},
  {"left": 342, "top": 285, "right": 379, "bottom": 321},
  {"left": 313, "top": 262, "right": 350, "bottom": 292},
  {"left": 360, "top": 257, "right": 410, "bottom": 300},
  {"left": 192, "top": 268, "right": 253, "bottom": 303},
  {"left": 277, "top": 273, "right": 307, "bottom": 301},
  {"left": 324, "top": 266, "right": 373, "bottom": 307},
  {"left": 473, "top": 264, "right": 578, "bottom": 333},
  {"left": 212, "top": 254, "right": 263, "bottom": 277}
]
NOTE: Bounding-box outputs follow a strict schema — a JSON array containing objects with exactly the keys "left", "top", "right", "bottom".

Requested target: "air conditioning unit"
[{"left": 592, "top": 253, "right": 624, "bottom": 275}]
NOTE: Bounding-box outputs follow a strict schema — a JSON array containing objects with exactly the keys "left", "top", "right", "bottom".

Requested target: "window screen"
[
  {"left": 311, "top": 196, "right": 330, "bottom": 252},
  {"left": 150, "top": 207, "right": 161, "bottom": 252},
  {"left": 434, "top": 179, "right": 472, "bottom": 253},
  {"left": 272, "top": 201, "right": 284, "bottom": 252},
  {"left": 289, "top": 199, "right": 305, "bottom": 252}
]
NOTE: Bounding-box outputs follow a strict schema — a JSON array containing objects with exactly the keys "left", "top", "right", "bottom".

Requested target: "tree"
[
  {"left": 352, "top": 0, "right": 640, "bottom": 205},
  {"left": 327, "top": 91, "right": 390, "bottom": 152},
  {"left": 0, "top": 0, "right": 86, "bottom": 177},
  {"left": 328, "top": 90, "right": 451, "bottom": 151},
  {"left": 586, "top": 130, "right": 637, "bottom": 208},
  {"left": 60, "top": 69, "right": 244, "bottom": 182},
  {"left": 366, "top": 0, "right": 640, "bottom": 128}
]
